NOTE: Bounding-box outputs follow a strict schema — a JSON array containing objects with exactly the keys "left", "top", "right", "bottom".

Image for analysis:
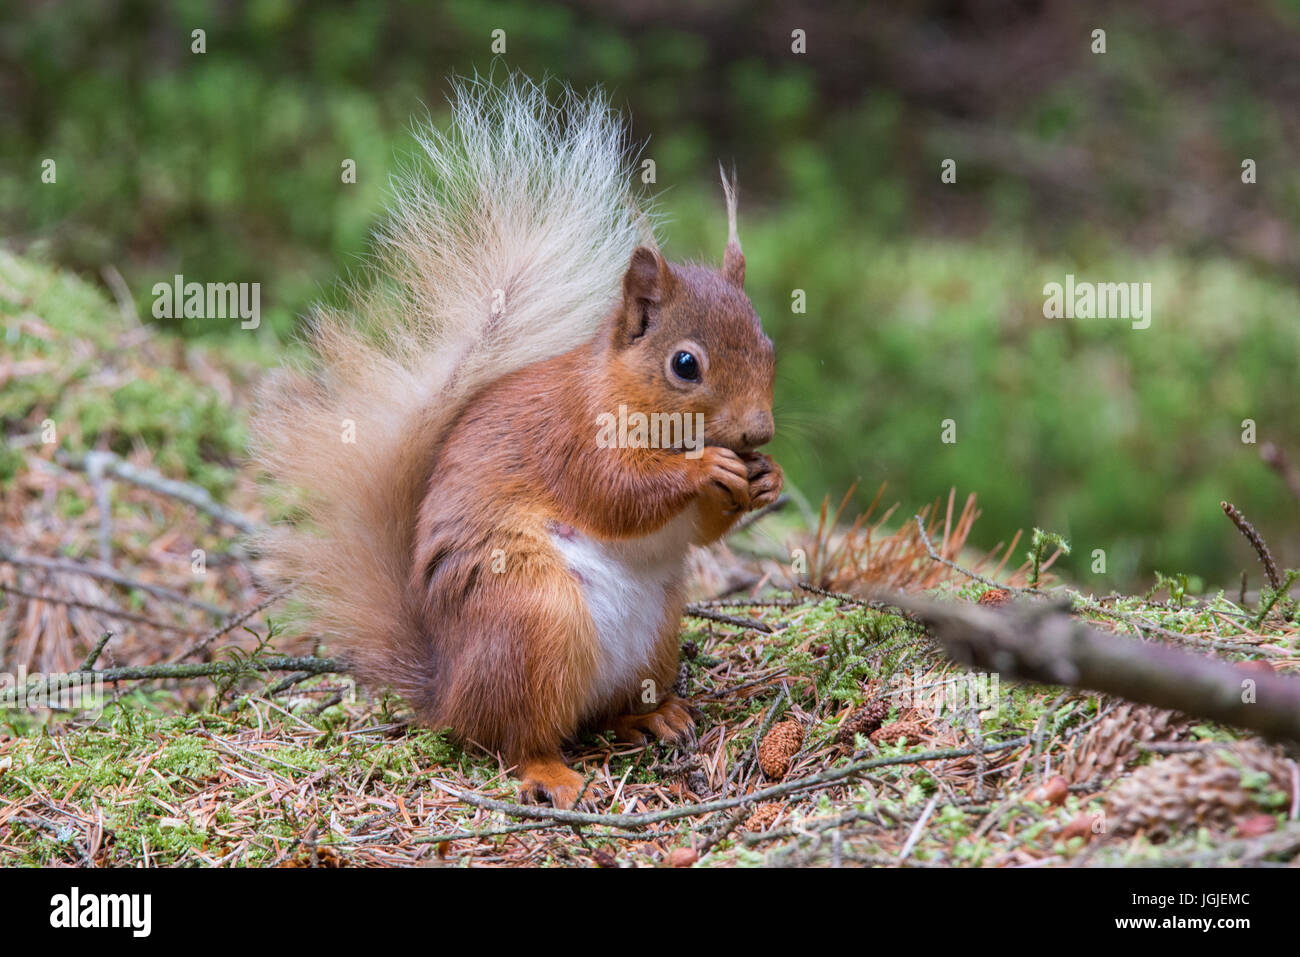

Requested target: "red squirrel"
[{"left": 252, "top": 75, "right": 782, "bottom": 808}]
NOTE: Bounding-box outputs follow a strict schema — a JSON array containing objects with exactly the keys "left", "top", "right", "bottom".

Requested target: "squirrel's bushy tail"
[{"left": 251, "top": 74, "right": 652, "bottom": 711}]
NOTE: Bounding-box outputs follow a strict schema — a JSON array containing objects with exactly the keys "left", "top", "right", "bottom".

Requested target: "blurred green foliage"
[{"left": 4, "top": 0, "right": 1300, "bottom": 587}]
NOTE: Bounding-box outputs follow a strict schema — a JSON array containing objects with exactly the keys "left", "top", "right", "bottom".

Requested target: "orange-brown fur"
[{"left": 408, "top": 246, "right": 781, "bottom": 805}]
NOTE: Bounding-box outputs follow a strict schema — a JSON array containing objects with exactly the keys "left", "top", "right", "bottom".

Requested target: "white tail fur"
[{"left": 250, "top": 74, "right": 652, "bottom": 704}]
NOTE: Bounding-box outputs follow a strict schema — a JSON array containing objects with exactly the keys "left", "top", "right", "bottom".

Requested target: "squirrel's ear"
[
  {"left": 719, "top": 164, "right": 745, "bottom": 289},
  {"left": 615, "top": 246, "right": 670, "bottom": 347},
  {"left": 622, "top": 246, "right": 667, "bottom": 305}
]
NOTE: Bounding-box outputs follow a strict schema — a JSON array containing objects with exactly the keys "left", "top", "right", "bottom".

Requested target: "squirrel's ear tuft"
[{"left": 719, "top": 164, "right": 745, "bottom": 289}]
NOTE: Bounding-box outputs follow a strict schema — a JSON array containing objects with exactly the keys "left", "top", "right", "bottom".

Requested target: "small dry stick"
[
  {"left": 684, "top": 604, "right": 775, "bottom": 634},
  {"left": 86, "top": 454, "right": 113, "bottom": 565},
  {"left": 0, "top": 549, "right": 226, "bottom": 616},
  {"left": 897, "top": 793, "right": 940, "bottom": 863},
  {"left": 1221, "top": 501, "right": 1281, "bottom": 591},
  {"left": 731, "top": 493, "right": 790, "bottom": 534},
  {"left": 0, "top": 655, "right": 341, "bottom": 708},
  {"left": 429, "top": 737, "right": 1032, "bottom": 828},
  {"left": 914, "top": 515, "right": 1028, "bottom": 595},
  {"left": 694, "top": 805, "right": 757, "bottom": 857},
  {"left": 1254, "top": 568, "right": 1299, "bottom": 628},
  {"left": 101, "top": 264, "right": 142, "bottom": 327},
  {"left": 56, "top": 449, "right": 261, "bottom": 534},
  {"left": 77, "top": 632, "right": 114, "bottom": 672},
  {"left": 170, "top": 586, "right": 293, "bottom": 662},
  {"left": 797, "top": 581, "right": 925, "bottom": 624},
  {"left": 0, "top": 582, "right": 195, "bottom": 635}
]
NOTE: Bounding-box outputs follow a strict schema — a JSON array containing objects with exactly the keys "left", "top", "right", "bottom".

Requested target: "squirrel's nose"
[{"left": 740, "top": 411, "right": 774, "bottom": 449}]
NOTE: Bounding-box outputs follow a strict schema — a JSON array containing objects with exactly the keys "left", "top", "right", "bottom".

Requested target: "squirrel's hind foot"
[
  {"left": 518, "top": 756, "right": 586, "bottom": 809},
  {"left": 611, "top": 695, "right": 697, "bottom": 748}
]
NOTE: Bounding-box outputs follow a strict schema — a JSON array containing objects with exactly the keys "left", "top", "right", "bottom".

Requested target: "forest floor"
[{"left": 2, "top": 252, "right": 1298, "bottom": 868}]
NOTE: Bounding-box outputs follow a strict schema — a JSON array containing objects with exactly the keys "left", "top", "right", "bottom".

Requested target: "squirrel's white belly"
[{"left": 550, "top": 507, "right": 697, "bottom": 708}]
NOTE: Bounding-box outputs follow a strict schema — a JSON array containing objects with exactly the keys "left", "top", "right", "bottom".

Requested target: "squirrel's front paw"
[
  {"left": 741, "top": 452, "right": 784, "bottom": 510},
  {"left": 696, "top": 446, "right": 750, "bottom": 514}
]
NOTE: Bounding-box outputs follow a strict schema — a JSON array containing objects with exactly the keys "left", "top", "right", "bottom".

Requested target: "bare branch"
[
  {"left": 883, "top": 591, "right": 1300, "bottom": 743},
  {"left": 683, "top": 604, "right": 776, "bottom": 633},
  {"left": 0, "top": 549, "right": 226, "bottom": 616},
  {"left": 428, "top": 737, "right": 1032, "bottom": 828},
  {"left": 0, "top": 655, "right": 341, "bottom": 708},
  {"left": 56, "top": 449, "right": 261, "bottom": 535}
]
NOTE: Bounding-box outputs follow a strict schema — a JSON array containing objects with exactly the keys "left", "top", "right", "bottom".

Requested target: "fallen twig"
[
  {"left": 730, "top": 493, "right": 790, "bottom": 533},
  {"left": 913, "top": 514, "right": 1031, "bottom": 595},
  {"left": 77, "top": 632, "right": 114, "bottom": 672},
  {"left": 897, "top": 793, "right": 939, "bottom": 862},
  {"left": 797, "top": 580, "right": 923, "bottom": 620},
  {"left": 56, "top": 449, "right": 261, "bottom": 535},
  {"left": 693, "top": 805, "right": 755, "bottom": 857},
  {"left": 1254, "top": 569, "right": 1299, "bottom": 628},
  {"left": 683, "top": 604, "right": 776, "bottom": 633},
  {"left": 0, "top": 655, "right": 341, "bottom": 708},
  {"left": 882, "top": 591, "right": 1300, "bottom": 743},
  {"left": 0, "top": 549, "right": 226, "bottom": 616},
  {"left": 0, "top": 581, "right": 195, "bottom": 635},
  {"left": 429, "top": 737, "right": 1032, "bottom": 828}
]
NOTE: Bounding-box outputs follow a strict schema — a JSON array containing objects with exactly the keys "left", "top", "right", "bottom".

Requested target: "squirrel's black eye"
[{"left": 671, "top": 350, "right": 700, "bottom": 382}]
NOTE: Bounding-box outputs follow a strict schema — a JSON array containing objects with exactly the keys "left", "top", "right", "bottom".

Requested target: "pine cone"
[
  {"left": 758, "top": 720, "right": 803, "bottom": 779},
  {"left": 743, "top": 802, "right": 786, "bottom": 832},
  {"left": 1064, "top": 703, "right": 1192, "bottom": 785},
  {"left": 837, "top": 700, "right": 888, "bottom": 750},
  {"left": 978, "top": 588, "right": 1011, "bottom": 606},
  {"left": 1104, "top": 742, "right": 1290, "bottom": 842},
  {"left": 870, "top": 718, "right": 927, "bottom": 747}
]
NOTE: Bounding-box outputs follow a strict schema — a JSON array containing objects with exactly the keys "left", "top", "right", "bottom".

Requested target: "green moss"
[
  {"left": 0, "top": 251, "right": 248, "bottom": 496},
  {"left": 155, "top": 736, "right": 219, "bottom": 779}
]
